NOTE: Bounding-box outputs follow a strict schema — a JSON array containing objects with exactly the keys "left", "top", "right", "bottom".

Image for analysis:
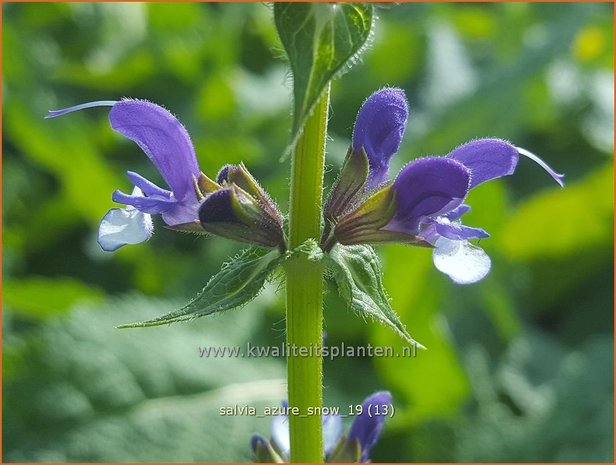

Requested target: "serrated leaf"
[
  {"left": 274, "top": 2, "right": 373, "bottom": 150},
  {"left": 326, "top": 243, "right": 424, "bottom": 349},
  {"left": 118, "top": 247, "right": 284, "bottom": 328}
]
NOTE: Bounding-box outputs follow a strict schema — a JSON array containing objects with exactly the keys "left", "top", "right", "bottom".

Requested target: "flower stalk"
[{"left": 285, "top": 84, "right": 330, "bottom": 462}]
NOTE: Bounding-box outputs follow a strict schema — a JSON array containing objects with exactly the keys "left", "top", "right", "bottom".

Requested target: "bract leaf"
[
  {"left": 274, "top": 3, "right": 373, "bottom": 154},
  {"left": 326, "top": 243, "right": 424, "bottom": 349},
  {"left": 118, "top": 247, "right": 284, "bottom": 328}
]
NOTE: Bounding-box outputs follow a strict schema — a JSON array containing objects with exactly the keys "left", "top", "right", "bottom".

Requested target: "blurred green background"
[{"left": 3, "top": 2, "right": 614, "bottom": 462}]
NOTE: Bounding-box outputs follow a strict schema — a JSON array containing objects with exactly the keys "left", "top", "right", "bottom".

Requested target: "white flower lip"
[
  {"left": 432, "top": 236, "right": 491, "bottom": 285},
  {"left": 98, "top": 188, "right": 154, "bottom": 252}
]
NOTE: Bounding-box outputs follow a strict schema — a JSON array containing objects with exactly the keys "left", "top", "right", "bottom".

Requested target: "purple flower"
[
  {"left": 383, "top": 138, "right": 564, "bottom": 284},
  {"left": 47, "top": 99, "right": 203, "bottom": 251},
  {"left": 334, "top": 128, "right": 564, "bottom": 284},
  {"left": 346, "top": 391, "right": 392, "bottom": 462},
  {"left": 352, "top": 88, "right": 409, "bottom": 188},
  {"left": 323, "top": 88, "right": 408, "bottom": 227},
  {"left": 332, "top": 89, "right": 564, "bottom": 284},
  {"left": 251, "top": 392, "right": 391, "bottom": 462}
]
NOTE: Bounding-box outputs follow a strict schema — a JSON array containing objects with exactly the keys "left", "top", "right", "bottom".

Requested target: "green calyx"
[
  {"left": 329, "top": 184, "right": 418, "bottom": 248},
  {"left": 221, "top": 163, "right": 285, "bottom": 229},
  {"left": 202, "top": 184, "right": 286, "bottom": 249},
  {"left": 327, "top": 436, "right": 362, "bottom": 463},
  {"left": 253, "top": 440, "right": 286, "bottom": 463},
  {"left": 196, "top": 172, "right": 222, "bottom": 197},
  {"left": 324, "top": 147, "right": 371, "bottom": 222}
]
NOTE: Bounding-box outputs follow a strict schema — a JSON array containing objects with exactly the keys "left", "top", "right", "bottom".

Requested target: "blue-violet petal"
[
  {"left": 112, "top": 189, "right": 175, "bottom": 214},
  {"left": 386, "top": 157, "right": 470, "bottom": 235},
  {"left": 109, "top": 99, "right": 200, "bottom": 201},
  {"left": 352, "top": 88, "right": 409, "bottom": 187},
  {"left": 447, "top": 138, "right": 519, "bottom": 189},
  {"left": 348, "top": 391, "right": 392, "bottom": 462},
  {"left": 125, "top": 171, "right": 173, "bottom": 199},
  {"left": 433, "top": 219, "right": 489, "bottom": 241}
]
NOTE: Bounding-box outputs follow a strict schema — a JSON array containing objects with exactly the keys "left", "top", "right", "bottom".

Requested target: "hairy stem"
[{"left": 285, "top": 84, "right": 330, "bottom": 462}]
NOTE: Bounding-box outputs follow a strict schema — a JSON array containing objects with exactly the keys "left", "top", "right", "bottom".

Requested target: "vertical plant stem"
[{"left": 285, "top": 84, "right": 330, "bottom": 463}]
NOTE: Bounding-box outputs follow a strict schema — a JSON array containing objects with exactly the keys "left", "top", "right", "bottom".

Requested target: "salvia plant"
[{"left": 46, "top": 3, "right": 563, "bottom": 462}]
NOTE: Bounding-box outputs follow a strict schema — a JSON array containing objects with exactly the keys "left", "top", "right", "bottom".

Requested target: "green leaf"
[
  {"left": 274, "top": 2, "right": 373, "bottom": 150},
  {"left": 326, "top": 244, "right": 423, "bottom": 349},
  {"left": 118, "top": 247, "right": 284, "bottom": 328}
]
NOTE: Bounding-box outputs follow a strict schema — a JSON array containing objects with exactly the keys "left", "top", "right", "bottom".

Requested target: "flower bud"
[
  {"left": 346, "top": 391, "right": 392, "bottom": 462},
  {"left": 216, "top": 164, "right": 232, "bottom": 184},
  {"left": 216, "top": 163, "right": 284, "bottom": 228},
  {"left": 199, "top": 185, "right": 285, "bottom": 249},
  {"left": 352, "top": 88, "right": 409, "bottom": 188}
]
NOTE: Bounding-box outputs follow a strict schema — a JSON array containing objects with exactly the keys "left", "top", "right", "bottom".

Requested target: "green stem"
[{"left": 285, "top": 84, "right": 330, "bottom": 463}]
